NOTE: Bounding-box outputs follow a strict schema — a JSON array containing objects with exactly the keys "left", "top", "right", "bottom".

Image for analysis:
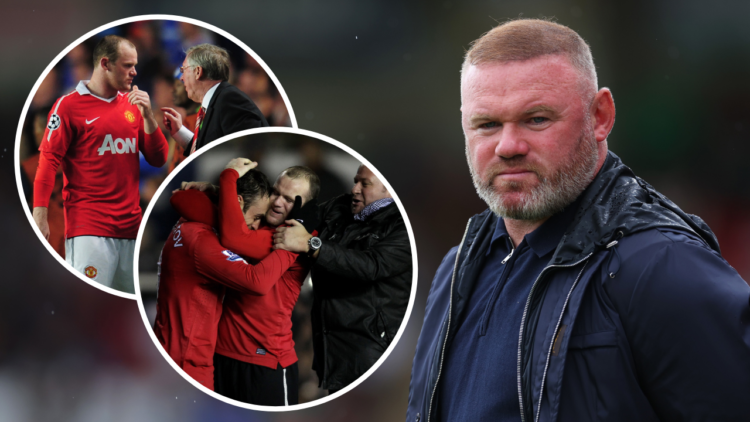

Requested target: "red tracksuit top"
[
  {"left": 154, "top": 217, "right": 297, "bottom": 390},
  {"left": 171, "top": 169, "right": 312, "bottom": 370},
  {"left": 34, "top": 80, "right": 168, "bottom": 239}
]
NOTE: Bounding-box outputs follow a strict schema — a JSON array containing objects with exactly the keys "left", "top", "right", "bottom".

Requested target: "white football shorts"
[{"left": 65, "top": 236, "right": 135, "bottom": 294}]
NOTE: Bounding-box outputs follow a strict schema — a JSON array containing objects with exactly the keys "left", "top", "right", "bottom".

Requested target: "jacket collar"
[{"left": 201, "top": 81, "right": 221, "bottom": 109}]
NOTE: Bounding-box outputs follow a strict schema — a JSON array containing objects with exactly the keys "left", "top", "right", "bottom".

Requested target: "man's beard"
[{"left": 467, "top": 125, "right": 599, "bottom": 221}]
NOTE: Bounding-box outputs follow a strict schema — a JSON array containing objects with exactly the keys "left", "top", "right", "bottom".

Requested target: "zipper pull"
[{"left": 501, "top": 247, "right": 515, "bottom": 264}]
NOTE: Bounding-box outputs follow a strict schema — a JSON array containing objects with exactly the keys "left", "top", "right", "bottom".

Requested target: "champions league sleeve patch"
[
  {"left": 47, "top": 114, "right": 61, "bottom": 131},
  {"left": 222, "top": 250, "right": 247, "bottom": 264}
]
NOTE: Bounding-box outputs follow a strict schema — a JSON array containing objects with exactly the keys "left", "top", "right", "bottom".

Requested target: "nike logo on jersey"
[
  {"left": 85, "top": 117, "right": 100, "bottom": 124},
  {"left": 97, "top": 134, "right": 136, "bottom": 156}
]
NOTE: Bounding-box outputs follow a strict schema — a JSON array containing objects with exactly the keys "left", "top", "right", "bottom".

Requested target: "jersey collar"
[{"left": 76, "top": 80, "right": 118, "bottom": 103}]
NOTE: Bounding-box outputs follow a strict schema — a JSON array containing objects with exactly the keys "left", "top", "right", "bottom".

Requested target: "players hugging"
[{"left": 151, "top": 153, "right": 412, "bottom": 406}]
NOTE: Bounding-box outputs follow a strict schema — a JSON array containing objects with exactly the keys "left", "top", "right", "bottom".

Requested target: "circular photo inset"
[
  {"left": 15, "top": 15, "right": 294, "bottom": 298},
  {"left": 135, "top": 128, "right": 418, "bottom": 410}
]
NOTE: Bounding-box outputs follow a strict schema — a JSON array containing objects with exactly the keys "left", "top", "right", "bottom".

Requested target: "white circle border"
[
  {"left": 133, "top": 127, "right": 420, "bottom": 412},
  {"left": 13, "top": 14, "right": 299, "bottom": 300}
]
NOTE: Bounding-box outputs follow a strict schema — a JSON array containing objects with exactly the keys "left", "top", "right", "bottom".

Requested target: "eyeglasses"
[{"left": 179, "top": 65, "right": 195, "bottom": 73}]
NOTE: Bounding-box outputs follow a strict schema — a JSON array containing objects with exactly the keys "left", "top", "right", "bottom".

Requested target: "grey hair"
[{"left": 186, "top": 44, "right": 230, "bottom": 82}]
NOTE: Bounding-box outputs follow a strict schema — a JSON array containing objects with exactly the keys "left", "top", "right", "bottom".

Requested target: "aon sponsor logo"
[{"left": 97, "top": 134, "right": 136, "bottom": 155}]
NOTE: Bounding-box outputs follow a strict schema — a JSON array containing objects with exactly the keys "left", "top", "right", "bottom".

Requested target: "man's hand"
[
  {"left": 32, "top": 207, "right": 50, "bottom": 241},
  {"left": 286, "top": 196, "right": 320, "bottom": 232},
  {"left": 225, "top": 158, "right": 258, "bottom": 178},
  {"left": 161, "top": 107, "right": 183, "bottom": 136},
  {"left": 273, "top": 220, "right": 313, "bottom": 253},
  {"left": 173, "top": 181, "right": 217, "bottom": 194},
  {"left": 128, "top": 85, "right": 158, "bottom": 134}
]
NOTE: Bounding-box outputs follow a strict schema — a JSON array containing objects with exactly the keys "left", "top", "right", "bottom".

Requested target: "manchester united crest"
[
  {"left": 84, "top": 266, "right": 98, "bottom": 278},
  {"left": 124, "top": 110, "right": 136, "bottom": 123}
]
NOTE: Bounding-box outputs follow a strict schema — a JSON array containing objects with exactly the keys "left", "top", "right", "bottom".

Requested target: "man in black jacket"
[
  {"left": 407, "top": 19, "right": 750, "bottom": 422},
  {"left": 161, "top": 44, "right": 268, "bottom": 156},
  {"left": 273, "top": 165, "right": 412, "bottom": 393}
]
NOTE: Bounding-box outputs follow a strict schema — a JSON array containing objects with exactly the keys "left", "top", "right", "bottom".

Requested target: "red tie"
[{"left": 189, "top": 107, "right": 206, "bottom": 155}]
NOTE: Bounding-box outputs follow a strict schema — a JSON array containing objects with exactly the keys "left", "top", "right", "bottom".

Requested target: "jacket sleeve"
[
  {"left": 192, "top": 228, "right": 297, "bottom": 295},
  {"left": 611, "top": 233, "right": 750, "bottom": 420},
  {"left": 315, "top": 219, "right": 411, "bottom": 282},
  {"left": 218, "top": 168, "right": 273, "bottom": 260},
  {"left": 218, "top": 87, "right": 268, "bottom": 133}
]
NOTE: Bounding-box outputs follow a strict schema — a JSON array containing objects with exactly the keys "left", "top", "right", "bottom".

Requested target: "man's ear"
[
  {"left": 592, "top": 88, "right": 616, "bottom": 143},
  {"left": 195, "top": 66, "right": 204, "bottom": 80},
  {"left": 237, "top": 195, "right": 244, "bottom": 210},
  {"left": 99, "top": 57, "right": 110, "bottom": 71}
]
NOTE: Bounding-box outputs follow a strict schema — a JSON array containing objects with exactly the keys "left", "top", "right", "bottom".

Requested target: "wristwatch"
[{"left": 308, "top": 236, "right": 322, "bottom": 253}]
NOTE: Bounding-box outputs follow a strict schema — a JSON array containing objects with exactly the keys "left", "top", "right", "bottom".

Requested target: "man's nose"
[
  {"left": 494, "top": 123, "right": 530, "bottom": 159},
  {"left": 250, "top": 220, "right": 261, "bottom": 230},
  {"left": 352, "top": 182, "right": 361, "bottom": 195}
]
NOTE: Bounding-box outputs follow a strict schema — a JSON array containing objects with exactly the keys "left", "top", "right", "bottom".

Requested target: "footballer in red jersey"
[{"left": 32, "top": 35, "right": 168, "bottom": 293}]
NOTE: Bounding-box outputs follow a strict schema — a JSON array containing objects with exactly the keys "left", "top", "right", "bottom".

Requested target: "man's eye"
[
  {"left": 530, "top": 117, "right": 548, "bottom": 124},
  {"left": 481, "top": 122, "right": 499, "bottom": 129}
]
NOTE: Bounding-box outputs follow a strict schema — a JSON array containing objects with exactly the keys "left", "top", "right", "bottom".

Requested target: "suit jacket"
[{"left": 184, "top": 81, "right": 268, "bottom": 156}]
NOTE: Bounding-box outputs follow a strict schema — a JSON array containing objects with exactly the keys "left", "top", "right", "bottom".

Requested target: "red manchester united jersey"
[{"left": 34, "top": 80, "right": 168, "bottom": 239}]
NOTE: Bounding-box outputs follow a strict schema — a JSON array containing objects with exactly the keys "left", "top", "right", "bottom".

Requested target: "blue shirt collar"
[{"left": 489, "top": 196, "right": 582, "bottom": 258}]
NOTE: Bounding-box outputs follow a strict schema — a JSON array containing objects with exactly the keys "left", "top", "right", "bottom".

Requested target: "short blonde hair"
[{"left": 463, "top": 19, "right": 597, "bottom": 93}]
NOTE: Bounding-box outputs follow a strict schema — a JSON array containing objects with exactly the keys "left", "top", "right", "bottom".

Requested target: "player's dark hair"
[
  {"left": 92, "top": 35, "right": 135, "bottom": 68},
  {"left": 282, "top": 166, "right": 320, "bottom": 202},
  {"left": 186, "top": 44, "right": 231, "bottom": 81},
  {"left": 237, "top": 169, "right": 272, "bottom": 212}
]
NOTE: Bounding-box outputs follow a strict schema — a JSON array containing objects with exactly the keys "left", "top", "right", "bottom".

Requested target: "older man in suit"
[{"left": 162, "top": 44, "right": 268, "bottom": 156}]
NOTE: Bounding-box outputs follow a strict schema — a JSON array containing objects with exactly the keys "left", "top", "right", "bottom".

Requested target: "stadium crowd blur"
[
  {"left": 18, "top": 20, "right": 292, "bottom": 259},
  {"left": 139, "top": 133, "right": 356, "bottom": 404}
]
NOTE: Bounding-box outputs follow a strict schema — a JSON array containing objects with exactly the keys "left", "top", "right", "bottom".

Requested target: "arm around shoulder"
[{"left": 192, "top": 227, "right": 298, "bottom": 295}]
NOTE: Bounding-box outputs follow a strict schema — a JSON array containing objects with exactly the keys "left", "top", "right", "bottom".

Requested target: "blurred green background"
[{"left": 2, "top": 2, "right": 749, "bottom": 421}]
